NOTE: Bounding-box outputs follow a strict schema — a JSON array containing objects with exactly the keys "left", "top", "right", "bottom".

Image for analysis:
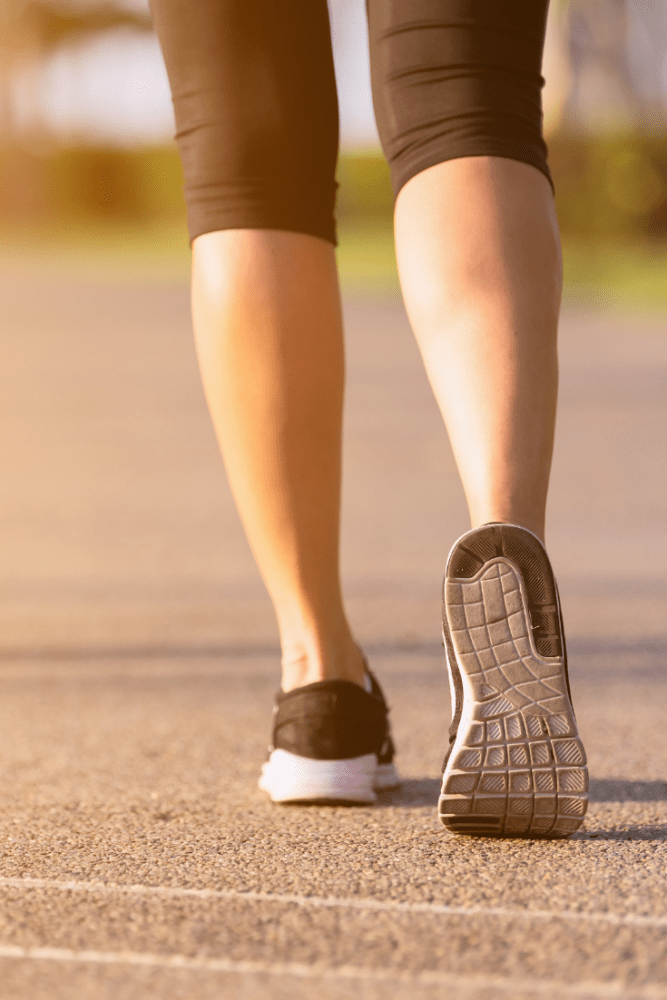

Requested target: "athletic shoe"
[
  {"left": 258, "top": 665, "right": 400, "bottom": 804},
  {"left": 439, "top": 523, "right": 588, "bottom": 838}
]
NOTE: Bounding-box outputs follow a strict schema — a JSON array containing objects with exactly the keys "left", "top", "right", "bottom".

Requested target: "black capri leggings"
[{"left": 150, "top": 0, "right": 552, "bottom": 246}]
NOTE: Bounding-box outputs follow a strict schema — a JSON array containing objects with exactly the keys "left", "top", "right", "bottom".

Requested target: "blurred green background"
[{"left": 1, "top": 0, "right": 667, "bottom": 305}]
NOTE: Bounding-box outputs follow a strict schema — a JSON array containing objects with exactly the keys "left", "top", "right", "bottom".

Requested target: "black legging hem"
[
  {"left": 150, "top": 0, "right": 553, "bottom": 247},
  {"left": 392, "top": 142, "right": 554, "bottom": 201},
  {"left": 186, "top": 197, "right": 338, "bottom": 247},
  {"left": 185, "top": 143, "right": 553, "bottom": 247}
]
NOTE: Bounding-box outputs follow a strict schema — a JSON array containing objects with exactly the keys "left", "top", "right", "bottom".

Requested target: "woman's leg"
[
  {"left": 367, "top": 1, "right": 588, "bottom": 838},
  {"left": 192, "top": 229, "right": 365, "bottom": 692},
  {"left": 368, "top": 0, "right": 558, "bottom": 539},
  {"left": 150, "top": 0, "right": 364, "bottom": 692},
  {"left": 394, "top": 156, "right": 562, "bottom": 542}
]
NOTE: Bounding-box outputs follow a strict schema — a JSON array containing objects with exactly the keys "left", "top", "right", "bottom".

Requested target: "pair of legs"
[
  {"left": 152, "top": 0, "right": 589, "bottom": 831},
  {"left": 192, "top": 155, "right": 562, "bottom": 692}
]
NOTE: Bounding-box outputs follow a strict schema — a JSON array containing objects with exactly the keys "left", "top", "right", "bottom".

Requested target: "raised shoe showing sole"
[
  {"left": 259, "top": 667, "right": 400, "bottom": 805},
  {"left": 439, "top": 523, "right": 588, "bottom": 838}
]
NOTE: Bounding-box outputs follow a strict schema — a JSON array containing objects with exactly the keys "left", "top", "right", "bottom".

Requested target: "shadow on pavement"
[
  {"left": 376, "top": 778, "right": 441, "bottom": 808},
  {"left": 578, "top": 825, "right": 667, "bottom": 841}
]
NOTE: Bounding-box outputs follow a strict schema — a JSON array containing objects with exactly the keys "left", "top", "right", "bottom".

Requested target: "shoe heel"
[{"left": 440, "top": 524, "right": 588, "bottom": 838}]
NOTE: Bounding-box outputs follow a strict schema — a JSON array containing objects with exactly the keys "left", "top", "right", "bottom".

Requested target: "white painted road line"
[
  {"left": 0, "top": 944, "right": 664, "bottom": 999},
  {"left": 1, "top": 876, "right": 667, "bottom": 930}
]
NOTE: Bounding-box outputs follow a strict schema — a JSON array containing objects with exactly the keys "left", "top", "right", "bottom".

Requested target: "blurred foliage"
[
  {"left": 1, "top": 133, "right": 667, "bottom": 243},
  {"left": 0, "top": 1, "right": 151, "bottom": 51},
  {"left": 0, "top": 144, "right": 185, "bottom": 221},
  {"left": 550, "top": 134, "right": 667, "bottom": 238},
  {"left": 336, "top": 153, "right": 394, "bottom": 223}
]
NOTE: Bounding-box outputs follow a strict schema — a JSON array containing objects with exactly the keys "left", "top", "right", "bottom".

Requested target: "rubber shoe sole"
[
  {"left": 439, "top": 523, "right": 588, "bottom": 838},
  {"left": 259, "top": 750, "right": 400, "bottom": 804}
]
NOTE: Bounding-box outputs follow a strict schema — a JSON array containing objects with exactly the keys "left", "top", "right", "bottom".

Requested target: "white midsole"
[{"left": 259, "top": 749, "right": 399, "bottom": 804}]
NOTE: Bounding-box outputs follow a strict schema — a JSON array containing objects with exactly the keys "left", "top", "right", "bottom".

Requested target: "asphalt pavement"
[{"left": 0, "top": 264, "right": 665, "bottom": 999}]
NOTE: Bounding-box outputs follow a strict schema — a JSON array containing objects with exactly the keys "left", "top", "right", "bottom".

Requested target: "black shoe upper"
[
  {"left": 271, "top": 666, "right": 395, "bottom": 762},
  {"left": 365, "top": 666, "right": 396, "bottom": 766}
]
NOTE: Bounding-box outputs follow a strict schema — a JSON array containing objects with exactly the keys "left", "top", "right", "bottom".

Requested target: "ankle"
[{"left": 280, "top": 637, "right": 366, "bottom": 692}]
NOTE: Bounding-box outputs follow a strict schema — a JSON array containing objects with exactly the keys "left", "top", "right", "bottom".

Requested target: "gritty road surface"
[{"left": 0, "top": 265, "right": 666, "bottom": 999}]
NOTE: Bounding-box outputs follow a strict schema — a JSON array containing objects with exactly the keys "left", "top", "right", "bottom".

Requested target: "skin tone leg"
[
  {"left": 191, "top": 156, "right": 562, "bottom": 690},
  {"left": 191, "top": 229, "right": 365, "bottom": 692},
  {"left": 394, "top": 156, "right": 563, "bottom": 543}
]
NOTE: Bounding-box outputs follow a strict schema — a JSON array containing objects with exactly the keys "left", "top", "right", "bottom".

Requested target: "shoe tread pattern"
[{"left": 439, "top": 553, "right": 588, "bottom": 838}]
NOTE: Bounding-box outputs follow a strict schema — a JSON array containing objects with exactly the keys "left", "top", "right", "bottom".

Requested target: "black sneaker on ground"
[
  {"left": 439, "top": 522, "right": 588, "bottom": 838},
  {"left": 258, "top": 665, "right": 400, "bottom": 804}
]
